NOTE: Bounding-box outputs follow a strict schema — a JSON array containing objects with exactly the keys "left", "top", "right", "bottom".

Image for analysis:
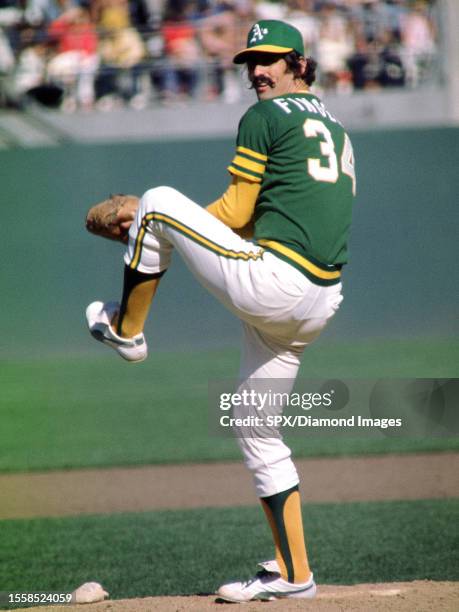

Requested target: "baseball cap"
[{"left": 233, "top": 20, "right": 305, "bottom": 64}]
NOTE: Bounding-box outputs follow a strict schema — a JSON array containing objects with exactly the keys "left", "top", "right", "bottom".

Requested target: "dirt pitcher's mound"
[{"left": 8, "top": 581, "right": 459, "bottom": 612}]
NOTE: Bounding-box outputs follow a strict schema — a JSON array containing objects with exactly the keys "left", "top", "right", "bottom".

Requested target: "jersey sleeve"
[{"left": 228, "top": 108, "right": 270, "bottom": 183}]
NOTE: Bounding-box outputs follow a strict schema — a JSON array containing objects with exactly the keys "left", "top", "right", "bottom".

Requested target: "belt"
[{"left": 257, "top": 239, "right": 342, "bottom": 286}]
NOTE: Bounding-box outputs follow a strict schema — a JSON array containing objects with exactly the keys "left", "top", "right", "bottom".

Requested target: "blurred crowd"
[{"left": 0, "top": 0, "right": 440, "bottom": 112}]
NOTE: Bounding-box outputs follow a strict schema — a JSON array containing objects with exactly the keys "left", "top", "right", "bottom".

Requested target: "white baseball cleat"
[
  {"left": 86, "top": 301, "right": 147, "bottom": 362},
  {"left": 217, "top": 560, "right": 316, "bottom": 602}
]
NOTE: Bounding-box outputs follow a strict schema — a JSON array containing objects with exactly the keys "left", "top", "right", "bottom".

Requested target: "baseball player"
[{"left": 85, "top": 20, "right": 355, "bottom": 602}]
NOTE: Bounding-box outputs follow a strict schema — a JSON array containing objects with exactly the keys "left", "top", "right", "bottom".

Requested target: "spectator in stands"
[
  {"left": 128, "top": 0, "right": 152, "bottom": 32},
  {"left": 198, "top": 1, "right": 240, "bottom": 102},
  {"left": 378, "top": 28, "right": 405, "bottom": 87},
  {"left": 382, "top": 0, "right": 407, "bottom": 43},
  {"left": 0, "top": 20, "right": 15, "bottom": 105},
  {"left": 253, "top": 0, "right": 286, "bottom": 21},
  {"left": 2, "top": 25, "right": 51, "bottom": 106},
  {"left": 347, "top": 32, "right": 380, "bottom": 90},
  {"left": 46, "top": 3, "right": 99, "bottom": 110},
  {"left": 24, "top": 0, "right": 77, "bottom": 28},
  {"left": 351, "top": 0, "right": 387, "bottom": 43},
  {"left": 284, "top": 0, "right": 319, "bottom": 58},
  {"left": 94, "top": 0, "right": 147, "bottom": 109},
  {"left": 0, "top": 0, "right": 22, "bottom": 30},
  {"left": 316, "top": 1, "right": 353, "bottom": 91},
  {"left": 158, "top": 0, "right": 201, "bottom": 102},
  {"left": 400, "top": 0, "right": 436, "bottom": 87},
  {"left": 229, "top": 0, "right": 255, "bottom": 69},
  {"left": 0, "top": 0, "right": 24, "bottom": 62},
  {"left": 0, "top": 22, "right": 14, "bottom": 73},
  {"left": 348, "top": 24, "right": 406, "bottom": 92},
  {"left": 91, "top": 0, "right": 152, "bottom": 31}
]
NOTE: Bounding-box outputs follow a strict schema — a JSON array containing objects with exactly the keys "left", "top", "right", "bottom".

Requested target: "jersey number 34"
[{"left": 303, "top": 118, "right": 356, "bottom": 196}]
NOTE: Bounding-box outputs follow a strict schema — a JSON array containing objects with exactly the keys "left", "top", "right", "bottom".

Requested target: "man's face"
[{"left": 246, "top": 52, "right": 297, "bottom": 100}]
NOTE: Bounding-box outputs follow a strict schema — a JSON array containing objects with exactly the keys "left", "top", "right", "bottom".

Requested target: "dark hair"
[{"left": 284, "top": 51, "right": 317, "bottom": 86}]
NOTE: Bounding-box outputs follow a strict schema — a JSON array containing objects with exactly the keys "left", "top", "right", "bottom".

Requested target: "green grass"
[
  {"left": 0, "top": 499, "right": 457, "bottom": 607},
  {"left": 0, "top": 337, "right": 458, "bottom": 472}
]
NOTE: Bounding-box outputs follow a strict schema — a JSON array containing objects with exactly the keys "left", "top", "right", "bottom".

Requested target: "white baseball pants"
[{"left": 125, "top": 186, "right": 343, "bottom": 497}]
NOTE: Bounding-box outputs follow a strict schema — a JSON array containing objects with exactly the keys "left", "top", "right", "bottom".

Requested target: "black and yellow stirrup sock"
[
  {"left": 260, "top": 484, "right": 311, "bottom": 584},
  {"left": 117, "top": 265, "right": 165, "bottom": 336}
]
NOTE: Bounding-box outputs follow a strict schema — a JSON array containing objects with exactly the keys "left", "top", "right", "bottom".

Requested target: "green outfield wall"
[{"left": 1, "top": 126, "right": 458, "bottom": 358}]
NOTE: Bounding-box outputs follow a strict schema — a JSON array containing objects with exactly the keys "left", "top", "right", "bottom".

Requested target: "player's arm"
[
  {"left": 207, "top": 107, "right": 269, "bottom": 237},
  {"left": 206, "top": 175, "right": 260, "bottom": 234}
]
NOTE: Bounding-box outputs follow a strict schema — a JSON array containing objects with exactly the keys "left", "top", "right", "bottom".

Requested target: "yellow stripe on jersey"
[
  {"left": 228, "top": 145, "right": 267, "bottom": 183},
  {"left": 236, "top": 146, "right": 268, "bottom": 162},
  {"left": 232, "top": 155, "right": 265, "bottom": 175},
  {"left": 257, "top": 240, "right": 341, "bottom": 281},
  {"left": 129, "top": 212, "right": 264, "bottom": 270},
  {"left": 227, "top": 165, "right": 262, "bottom": 183}
]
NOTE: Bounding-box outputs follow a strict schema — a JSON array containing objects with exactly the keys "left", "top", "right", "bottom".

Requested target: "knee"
[{"left": 140, "top": 186, "right": 180, "bottom": 213}]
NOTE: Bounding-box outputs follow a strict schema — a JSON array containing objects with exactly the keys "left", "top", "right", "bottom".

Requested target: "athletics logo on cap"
[
  {"left": 250, "top": 24, "right": 269, "bottom": 43},
  {"left": 233, "top": 20, "right": 305, "bottom": 64}
]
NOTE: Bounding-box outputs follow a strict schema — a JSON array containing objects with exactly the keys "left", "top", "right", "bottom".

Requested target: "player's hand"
[{"left": 85, "top": 194, "right": 139, "bottom": 243}]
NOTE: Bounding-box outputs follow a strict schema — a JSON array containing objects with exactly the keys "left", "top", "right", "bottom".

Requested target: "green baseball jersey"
[{"left": 228, "top": 92, "right": 356, "bottom": 285}]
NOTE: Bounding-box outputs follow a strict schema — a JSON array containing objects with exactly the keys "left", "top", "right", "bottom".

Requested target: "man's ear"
[{"left": 297, "top": 56, "right": 307, "bottom": 79}]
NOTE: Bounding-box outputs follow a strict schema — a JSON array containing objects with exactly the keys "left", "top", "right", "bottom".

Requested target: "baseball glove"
[{"left": 85, "top": 194, "right": 139, "bottom": 243}]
